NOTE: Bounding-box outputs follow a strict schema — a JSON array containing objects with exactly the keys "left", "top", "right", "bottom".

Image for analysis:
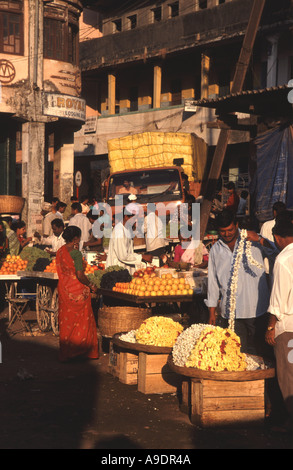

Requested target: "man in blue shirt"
[{"left": 206, "top": 209, "right": 277, "bottom": 354}]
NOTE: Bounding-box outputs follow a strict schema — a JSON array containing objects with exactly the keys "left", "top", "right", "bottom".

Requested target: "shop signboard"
[{"left": 43, "top": 93, "right": 86, "bottom": 121}]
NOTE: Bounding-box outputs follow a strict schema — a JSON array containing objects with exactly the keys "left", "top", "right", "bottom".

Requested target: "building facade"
[
  {"left": 0, "top": 0, "right": 85, "bottom": 233},
  {"left": 75, "top": 0, "right": 293, "bottom": 199}
]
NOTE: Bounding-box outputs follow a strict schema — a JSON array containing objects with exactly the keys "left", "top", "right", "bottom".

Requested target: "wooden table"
[
  {"left": 111, "top": 334, "right": 181, "bottom": 393},
  {"left": 167, "top": 356, "right": 275, "bottom": 427}
]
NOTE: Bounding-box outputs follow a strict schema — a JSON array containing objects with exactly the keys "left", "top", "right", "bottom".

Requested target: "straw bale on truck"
[{"left": 107, "top": 132, "right": 207, "bottom": 183}]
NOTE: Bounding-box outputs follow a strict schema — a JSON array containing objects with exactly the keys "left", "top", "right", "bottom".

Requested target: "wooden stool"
[{"left": 7, "top": 297, "right": 32, "bottom": 335}]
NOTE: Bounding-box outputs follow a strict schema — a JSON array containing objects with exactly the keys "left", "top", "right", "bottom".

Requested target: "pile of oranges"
[
  {"left": 0, "top": 255, "right": 28, "bottom": 275},
  {"left": 113, "top": 273, "right": 193, "bottom": 297},
  {"left": 44, "top": 259, "right": 57, "bottom": 273},
  {"left": 84, "top": 263, "right": 100, "bottom": 275}
]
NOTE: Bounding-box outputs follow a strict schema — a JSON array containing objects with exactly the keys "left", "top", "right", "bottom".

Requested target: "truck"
[{"left": 104, "top": 131, "right": 208, "bottom": 217}]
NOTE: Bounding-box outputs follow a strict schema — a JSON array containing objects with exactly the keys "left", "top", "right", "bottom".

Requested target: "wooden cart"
[{"left": 17, "top": 271, "right": 59, "bottom": 335}]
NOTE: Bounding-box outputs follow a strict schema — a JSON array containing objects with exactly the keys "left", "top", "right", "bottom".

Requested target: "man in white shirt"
[
  {"left": 266, "top": 210, "right": 293, "bottom": 433},
  {"left": 39, "top": 218, "right": 65, "bottom": 255},
  {"left": 55, "top": 201, "right": 67, "bottom": 220},
  {"left": 261, "top": 201, "right": 287, "bottom": 242},
  {"left": 144, "top": 204, "right": 166, "bottom": 257},
  {"left": 105, "top": 207, "right": 152, "bottom": 274},
  {"left": 68, "top": 202, "right": 92, "bottom": 250},
  {"left": 42, "top": 202, "right": 63, "bottom": 237},
  {"left": 260, "top": 201, "right": 286, "bottom": 281}
]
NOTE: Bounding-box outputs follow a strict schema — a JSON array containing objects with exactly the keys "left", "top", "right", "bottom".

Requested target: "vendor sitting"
[
  {"left": 173, "top": 229, "right": 209, "bottom": 269},
  {"left": 34, "top": 218, "right": 65, "bottom": 256}
]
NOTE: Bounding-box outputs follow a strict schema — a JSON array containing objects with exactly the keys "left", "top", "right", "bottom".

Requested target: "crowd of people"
[{"left": 0, "top": 184, "right": 292, "bottom": 435}]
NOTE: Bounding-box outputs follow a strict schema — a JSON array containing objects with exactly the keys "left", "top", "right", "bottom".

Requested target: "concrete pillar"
[
  {"left": 108, "top": 73, "right": 116, "bottom": 115},
  {"left": 21, "top": 121, "right": 45, "bottom": 235},
  {"left": 201, "top": 53, "right": 210, "bottom": 99},
  {"left": 153, "top": 65, "right": 162, "bottom": 108},
  {"left": 53, "top": 131, "right": 74, "bottom": 207}
]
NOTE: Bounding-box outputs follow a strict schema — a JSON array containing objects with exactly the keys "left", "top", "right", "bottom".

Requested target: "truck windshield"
[{"left": 107, "top": 168, "right": 183, "bottom": 205}]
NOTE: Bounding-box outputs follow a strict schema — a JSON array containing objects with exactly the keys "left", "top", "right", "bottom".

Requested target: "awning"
[{"left": 193, "top": 85, "right": 293, "bottom": 117}]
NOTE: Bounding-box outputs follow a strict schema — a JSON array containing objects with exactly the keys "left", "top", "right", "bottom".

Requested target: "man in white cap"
[
  {"left": 105, "top": 206, "right": 152, "bottom": 274},
  {"left": 68, "top": 202, "right": 92, "bottom": 250},
  {"left": 41, "top": 201, "right": 63, "bottom": 238}
]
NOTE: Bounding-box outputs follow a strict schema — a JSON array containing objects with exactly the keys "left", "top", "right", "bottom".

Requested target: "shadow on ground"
[{"left": 0, "top": 311, "right": 292, "bottom": 451}]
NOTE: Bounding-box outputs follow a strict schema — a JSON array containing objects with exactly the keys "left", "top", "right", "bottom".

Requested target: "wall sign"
[
  {"left": 43, "top": 93, "right": 86, "bottom": 121},
  {"left": 75, "top": 171, "right": 82, "bottom": 187},
  {"left": 0, "top": 59, "right": 16, "bottom": 84}
]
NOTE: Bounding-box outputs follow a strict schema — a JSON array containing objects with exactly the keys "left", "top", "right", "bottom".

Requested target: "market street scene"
[{"left": 0, "top": 0, "right": 293, "bottom": 452}]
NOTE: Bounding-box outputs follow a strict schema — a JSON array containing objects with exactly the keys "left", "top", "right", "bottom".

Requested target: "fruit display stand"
[
  {"left": 97, "top": 288, "right": 194, "bottom": 305},
  {"left": 17, "top": 271, "right": 59, "bottom": 335},
  {"left": 167, "top": 355, "right": 275, "bottom": 428},
  {"left": 110, "top": 334, "right": 183, "bottom": 394}
]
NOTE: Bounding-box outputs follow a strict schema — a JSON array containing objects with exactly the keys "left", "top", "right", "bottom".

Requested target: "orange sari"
[{"left": 56, "top": 245, "right": 99, "bottom": 362}]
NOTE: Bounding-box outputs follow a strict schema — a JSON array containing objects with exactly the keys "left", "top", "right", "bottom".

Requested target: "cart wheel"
[
  {"left": 36, "top": 284, "right": 52, "bottom": 332},
  {"left": 50, "top": 288, "right": 59, "bottom": 336}
]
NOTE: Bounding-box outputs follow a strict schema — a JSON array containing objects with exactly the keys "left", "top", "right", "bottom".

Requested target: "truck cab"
[{"left": 105, "top": 166, "right": 186, "bottom": 216}]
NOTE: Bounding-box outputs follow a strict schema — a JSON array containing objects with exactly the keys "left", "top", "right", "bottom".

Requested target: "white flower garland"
[{"left": 226, "top": 229, "right": 264, "bottom": 331}]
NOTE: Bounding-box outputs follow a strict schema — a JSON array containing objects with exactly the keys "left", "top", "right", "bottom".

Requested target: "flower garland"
[
  {"left": 172, "top": 323, "right": 214, "bottom": 367},
  {"left": 119, "top": 316, "right": 183, "bottom": 348},
  {"left": 172, "top": 324, "right": 271, "bottom": 371},
  {"left": 225, "top": 229, "right": 264, "bottom": 331},
  {"left": 185, "top": 326, "right": 247, "bottom": 372}
]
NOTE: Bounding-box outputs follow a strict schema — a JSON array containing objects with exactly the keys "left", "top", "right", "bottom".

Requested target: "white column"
[{"left": 54, "top": 132, "right": 74, "bottom": 206}]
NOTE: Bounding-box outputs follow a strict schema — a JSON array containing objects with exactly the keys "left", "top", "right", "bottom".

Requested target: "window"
[
  {"left": 113, "top": 18, "right": 122, "bottom": 33},
  {"left": 0, "top": 0, "right": 23, "bottom": 55},
  {"left": 130, "top": 86, "right": 138, "bottom": 112},
  {"left": 152, "top": 6, "right": 162, "bottom": 22},
  {"left": 128, "top": 14, "right": 137, "bottom": 30},
  {"left": 198, "top": 0, "right": 207, "bottom": 9},
  {"left": 108, "top": 168, "right": 183, "bottom": 205},
  {"left": 169, "top": 1, "right": 179, "bottom": 18},
  {"left": 68, "top": 24, "right": 78, "bottom": 65},
  {"left": 44, "top": 18, "right": 65, "bottom": 61},
  {"left": 171, "top": 79, "right": 182, "bottom": 105},
  {"left": 44, "top": 6, "right": 79, "bottom": 64}
]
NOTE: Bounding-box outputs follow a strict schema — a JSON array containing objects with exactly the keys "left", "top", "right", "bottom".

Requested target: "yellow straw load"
[{"left": 107, "top": 131, "right": 207, "bottom": 182}]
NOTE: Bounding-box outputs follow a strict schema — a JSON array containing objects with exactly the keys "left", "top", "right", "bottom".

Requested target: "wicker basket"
[
  {"left": 98, "top": 306, "right": 151, "bottom": 337},
  {"left": 0, "top": 195, "right": 25, "bottom": 214}
]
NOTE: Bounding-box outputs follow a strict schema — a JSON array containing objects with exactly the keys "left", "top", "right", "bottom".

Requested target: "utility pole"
[{"left": 200, "top": 0, "right": 266, "bottom": 239}]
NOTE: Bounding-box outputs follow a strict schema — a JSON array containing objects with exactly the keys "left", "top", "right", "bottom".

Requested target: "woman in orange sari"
[{"left": 56, "top": 225, "right": 99, "bottom": 362}]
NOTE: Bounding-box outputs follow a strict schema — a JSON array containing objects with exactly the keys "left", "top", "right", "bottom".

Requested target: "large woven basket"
[
  {"left": 0, "top": 195, "right": 25, "bottom": 214},
  {"left": 98, "top": 306, "right": 151, "bottom": 337}
]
